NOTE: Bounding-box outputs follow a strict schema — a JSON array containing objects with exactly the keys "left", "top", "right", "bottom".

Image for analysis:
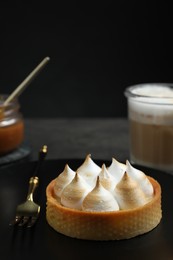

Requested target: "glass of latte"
[{"left": 125, "top": 83, "right": 173, "bottom": 172}]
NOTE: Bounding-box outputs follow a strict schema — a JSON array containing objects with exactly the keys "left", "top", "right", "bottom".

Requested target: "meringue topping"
[
  {"left": 53, "top": 164, "right": 76, "bottom": 198},
  {"left": 126, "top": 160, "right": 154, "bottom": 198},
  {"left": 114, "top": 172, "right": 148, "bottom": 210},
  {"left": 99, "top": 164, "right": 116, "bottom": 192},
  {"left": 77, "top": 154, "right": 101, "bottom": 187},
  {"left": 107, "top": 158, "right": 126, "bottom": 185},
  {"left": 82, "top": 176, "right": 119, "bottom": 212},
  {"left": 54, "top": 155, "right": 154, "bottom": 212},
  {"left": 61, "top": 172, "right": 91, "bottom": 210}
]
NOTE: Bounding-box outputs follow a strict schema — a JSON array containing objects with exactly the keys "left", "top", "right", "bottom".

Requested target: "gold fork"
[{"left": 9, "top": 145, "right": 48, "bottom": 228}]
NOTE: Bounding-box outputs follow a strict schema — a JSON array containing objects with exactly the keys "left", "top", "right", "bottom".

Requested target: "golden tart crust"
[{"left": 46, "top": 176, "right": 162, "bottom": 240}]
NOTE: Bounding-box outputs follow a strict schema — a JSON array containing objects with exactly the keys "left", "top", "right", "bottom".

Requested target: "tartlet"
[{"left": 46, "top": 155, "right": 162, "bottom": 240}]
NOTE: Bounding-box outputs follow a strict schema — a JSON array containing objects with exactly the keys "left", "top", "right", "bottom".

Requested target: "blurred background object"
[{"left": 0, "top": 1, "right": 173, "bottom": 118}]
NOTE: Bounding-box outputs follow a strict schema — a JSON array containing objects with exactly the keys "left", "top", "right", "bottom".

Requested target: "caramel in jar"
[{"left": 0, "top": 95, "right": 24, "bottom": 155}]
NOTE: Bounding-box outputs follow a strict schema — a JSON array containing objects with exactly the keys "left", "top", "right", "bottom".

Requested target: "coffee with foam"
[{"left": 125, "top": 84, "right": 173, "bottom": 171}]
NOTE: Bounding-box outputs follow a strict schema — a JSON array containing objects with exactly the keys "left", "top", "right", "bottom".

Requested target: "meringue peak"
[
  {"left": 116, "top": 172, "right": 138, "bottom": 190},
  {"left": 115, "top": 172, "right": 148, "bottom": 210},
  {"left": 82, "top": 176, "right": 119, "bottom": 212},
  {"left": 53, "top": 164, "right": 75, "bottom": 198},
  {"left": 77, "top": 154, "right": 101, "bottom": 176},
  {"left": 99, "top": 164, "right": 116, "bottom": 191},
  {"left": 126, "top": 160, "right": 154, "bottom": 197},
  {"left": 77, "top": 154, "right": 101, "bottom": 187},
  {"left": 61, "top": 172, "right": 91, "bottom": 210},
  {"left": 107, "top": 158, "right": 126, "bottom": 184}
]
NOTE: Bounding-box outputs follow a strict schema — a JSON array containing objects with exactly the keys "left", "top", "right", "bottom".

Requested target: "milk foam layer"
[
  {"left": 132, "top": 85, "right": 173, "bottom": 98},
  {"left": 53, "top": 155, "right": 154, "bottom": 212},
  {"left": 127, "top": 85, "right": 173, "bottom": 124}
]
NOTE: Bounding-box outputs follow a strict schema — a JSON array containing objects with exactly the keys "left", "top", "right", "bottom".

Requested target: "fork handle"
[
  {"left": 33, "top": 145, "right": 48, "bottom": 177},
  {"left": 27, "top": 176, "right": 39, "bottom": 201}
]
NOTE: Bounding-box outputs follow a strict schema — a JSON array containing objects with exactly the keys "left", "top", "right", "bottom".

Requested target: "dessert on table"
[{"left": 46, "top": 154, "right": 162, "bottom": 240}]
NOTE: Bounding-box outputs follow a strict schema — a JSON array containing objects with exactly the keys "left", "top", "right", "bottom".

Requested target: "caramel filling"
[{"left": 0, "top": 121, "right": 24, "bottom": 155}]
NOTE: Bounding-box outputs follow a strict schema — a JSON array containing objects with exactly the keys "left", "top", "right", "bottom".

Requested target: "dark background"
[{"left": 0, "top": 1, "right": 173, "bottom": 118}]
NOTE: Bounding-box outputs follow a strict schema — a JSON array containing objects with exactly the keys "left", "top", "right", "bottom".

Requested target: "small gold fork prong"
[
  {"left": 9, "top": 216, "right": 22, "bottom": 226},
  {"left": 27, "top": 216, "right": 38, "bottom": 228},
  {"left": 18, "top": 216, "right": 30, "bottom": 227}
]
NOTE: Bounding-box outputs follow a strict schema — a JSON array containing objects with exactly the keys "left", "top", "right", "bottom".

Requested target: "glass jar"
[
  {"left": 124, "top": 83, "right": 173, "bottom": 172},
  {"left": 0, "top": 95, "right": 24, "bottom": 155}
]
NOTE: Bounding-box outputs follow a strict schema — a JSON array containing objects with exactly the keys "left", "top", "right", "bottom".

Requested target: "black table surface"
[
  {"left": 24, "top": 117, "right": 129, "bottom": 163},
  {"left": 1, "top": 118, "right": 173, "bottom": 260}
]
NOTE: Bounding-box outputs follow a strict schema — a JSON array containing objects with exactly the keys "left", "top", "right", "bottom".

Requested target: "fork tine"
[
  {"left": 18, "top": 216, "right": 30, "bottom": 227},
  {"left": 9, "top": 215, "right": 39, "bottom": 228},
  {"left": 9, "top": 216, "right": 23, "bottom": 226},
  {"left": 27, "top": 216, "right": 38, "bottom": 228}
]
